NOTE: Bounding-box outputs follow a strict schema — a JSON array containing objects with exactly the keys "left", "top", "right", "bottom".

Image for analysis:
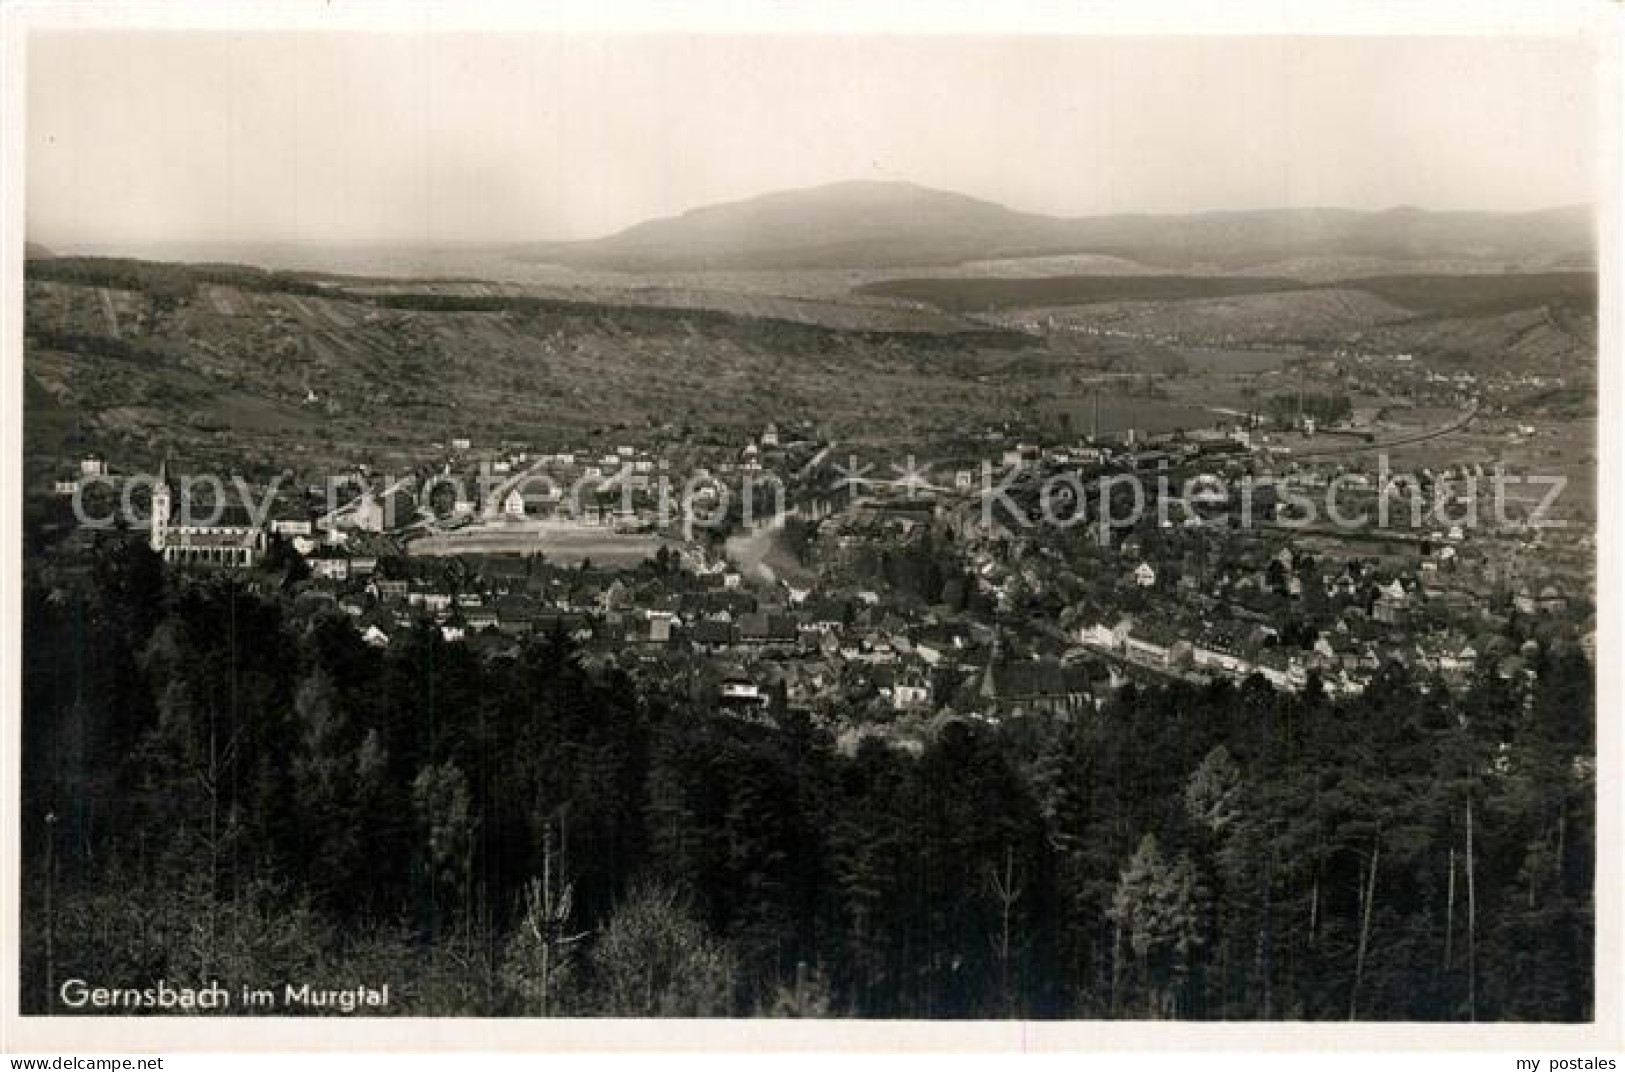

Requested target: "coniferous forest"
[{"left": 20, "top": 538, "right": 1594, "bottom": 1020}]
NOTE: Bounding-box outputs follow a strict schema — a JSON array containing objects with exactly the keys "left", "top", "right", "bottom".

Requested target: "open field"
[
  {"left": 1039, "top": 395, "right": 1225, "bottom": 438},
  {"left": 1173, "top": 346, "right": 1302, "bottom": 373},
  {"left": 1357, "top": 306, "right": 1595, "bottom": 377}
]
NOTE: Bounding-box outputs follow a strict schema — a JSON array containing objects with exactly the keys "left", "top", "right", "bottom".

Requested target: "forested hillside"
[{"left": 20, "top": 538, "right": 1594, "bottom": 1020}]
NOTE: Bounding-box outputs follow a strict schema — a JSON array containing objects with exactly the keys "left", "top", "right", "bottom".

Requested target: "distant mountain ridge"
[{"left": 512, "top": 181, "right": 1594, "bottom": 272}]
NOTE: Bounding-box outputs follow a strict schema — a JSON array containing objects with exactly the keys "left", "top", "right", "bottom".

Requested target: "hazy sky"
[{"left": 27, "top": 32, "right": 1600, "bottom": 247}]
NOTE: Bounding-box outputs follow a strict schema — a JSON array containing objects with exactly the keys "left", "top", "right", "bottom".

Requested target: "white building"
[{"left": 349, "top": 492, "right": 385, "bottom": 533}]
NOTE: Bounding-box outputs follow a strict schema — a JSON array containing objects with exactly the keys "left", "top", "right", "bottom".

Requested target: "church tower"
[
  {"left": 979, "top": 625, "right": 1003, "bottom": 705},
  {"left": 150, "top": 457, "right": 172, "bottom": 553}
]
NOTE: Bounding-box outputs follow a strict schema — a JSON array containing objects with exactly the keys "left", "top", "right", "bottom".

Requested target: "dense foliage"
[{"left": 20, "top": 538, "right": 1593, "bottom": 1019}]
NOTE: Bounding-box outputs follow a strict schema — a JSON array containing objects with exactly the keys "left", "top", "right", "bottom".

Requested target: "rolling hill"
[{"left": 514, "top": 181, "right": 1594, "bottom": 273}]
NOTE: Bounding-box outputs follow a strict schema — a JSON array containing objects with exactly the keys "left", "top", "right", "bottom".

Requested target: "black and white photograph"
[{"left": 2, "top": 0, "right": 1620, "bottom": 1053}]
